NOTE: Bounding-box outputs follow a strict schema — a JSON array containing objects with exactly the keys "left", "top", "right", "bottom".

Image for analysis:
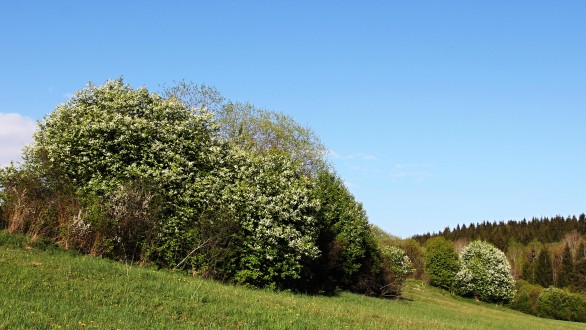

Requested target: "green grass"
[{"left": 1, "top": 231, "right": 585, "bottom": 330}]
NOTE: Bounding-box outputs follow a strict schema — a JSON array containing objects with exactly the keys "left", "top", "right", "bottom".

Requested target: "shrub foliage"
[
  {"left": 537, "top": 287, "right": 586, "bottom": 322},
  {"left": 424, "top": 237, "right": 459, "bottom": 290},
  {"left": 510, "top": 280, "right": 543, "bottom": 315}
]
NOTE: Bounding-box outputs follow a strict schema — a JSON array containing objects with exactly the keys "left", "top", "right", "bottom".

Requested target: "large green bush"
[
  {"left": 424, "top": 236, "right": 459, "bottom": 290},
  {"left": 453, "top": 241, "right": 515, "bottom": 304},
  {"left": 537, "top": 287, "right": 586, "bottom": 322}
]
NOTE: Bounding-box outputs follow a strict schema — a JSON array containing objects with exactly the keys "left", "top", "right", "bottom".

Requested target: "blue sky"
[{"left": 1, "top": 1, "right": 585, "bottom": 238}]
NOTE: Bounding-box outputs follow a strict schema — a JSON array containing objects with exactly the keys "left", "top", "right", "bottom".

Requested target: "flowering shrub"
[
  {"left": 453, "top": 241, "right": 515, "bottom": 304},
  {"left": 379, "top": 246, "right": 414, "bottom": 296},
  {"left": 208, "top": 147, "right": 321, "bottom": 288},
  {"left": 23, "top": 79, "right": 222, "bottom": 263}
]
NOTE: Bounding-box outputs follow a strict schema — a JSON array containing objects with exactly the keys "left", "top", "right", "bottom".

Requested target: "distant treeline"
[{"left": 413, "top": 214, "right": 586, "bottom": 251}]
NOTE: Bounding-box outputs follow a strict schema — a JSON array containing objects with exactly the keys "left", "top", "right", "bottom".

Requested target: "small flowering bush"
[
  {"left": 453, "top": 241, "right": 515, "bottom": 304},
  {"left": 379, "top": 246, "right": 414, "bottom": 296}
]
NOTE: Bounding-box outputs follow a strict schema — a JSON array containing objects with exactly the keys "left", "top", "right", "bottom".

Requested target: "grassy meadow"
[{"left": 1, "top": 230, "right": 585, "bottom": 330}]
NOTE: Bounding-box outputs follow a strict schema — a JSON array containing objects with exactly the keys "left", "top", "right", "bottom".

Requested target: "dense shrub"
[
  {"left": 401, "top": 239, "right": 424, "bottom": 280},
  {"left": 453, "top": 241, "right": 515, "bottom": 304},
  {"left": 537, "top": 287, "right": 586, "bottom": 322},
  {"left": 510, "top": 280, "right": 543, "bottom": 315},
  {"left": 424, "top": 237, "right": 459, "bottom": 290},
  {"left": 305, "top": 171, "right": 377, "bottom": 292}
]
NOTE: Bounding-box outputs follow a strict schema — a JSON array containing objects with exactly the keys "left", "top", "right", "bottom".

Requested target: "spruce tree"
[
  {"left": 576, "top": 258, "right": 586, "bottom": 293},
  {"left": 522, "top": 246, "right": 538, "bottom": 283},
  {"left": 535, "top": 248, "right": 554, "bottom": 287},
  {"left": 557, "top": 244, "right": 575, "bottom": 288},
  {"left": 577, "top": 241, "right": 585, "bottom": 261}
]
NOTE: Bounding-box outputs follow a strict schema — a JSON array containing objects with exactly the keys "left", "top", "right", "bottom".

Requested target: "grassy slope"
[{"left": 1, "top": 231, "right": 585, "bottom": 330}]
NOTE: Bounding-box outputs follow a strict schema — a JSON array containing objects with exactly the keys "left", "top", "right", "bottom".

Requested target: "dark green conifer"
[
  {"left": 523, "top": 245, "right": 539, "bottom": 283},
  {"left": 557, "top": 244, "right": 575, "bottom": 288},
  {"left": 535, "top": 248, "right": 554, "bottom": 287},
  {"left": 577, "top": 241, "right": 586, "bottom": 261},
  {"left": 576, "top": 258, "right": 586, "bottom": 293}
]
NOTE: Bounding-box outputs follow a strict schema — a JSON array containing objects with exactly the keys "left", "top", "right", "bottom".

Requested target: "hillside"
[{"left": 1, "top": 231, "right": 584, "bottom": 329}]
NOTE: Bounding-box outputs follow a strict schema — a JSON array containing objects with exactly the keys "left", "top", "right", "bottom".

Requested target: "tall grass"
[{"left": 1, "top": 230, "right": 585, "bottom": 329}]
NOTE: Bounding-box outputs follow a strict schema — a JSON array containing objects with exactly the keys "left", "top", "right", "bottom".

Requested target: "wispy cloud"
[
  {"left": 391, "top": 164, "right": 435, "bottom": 182},
  {"left": 394, "top": 163, "right": 432, "bottom": 169},
  {"left": 326, "top": 150, "right": 378, "bottom": 161},
  {"left": 0, "top": 113, "right": 37, "bottom": 166},
  {"left": 345, "top": 153, "right": 378, "bottom": 161}
]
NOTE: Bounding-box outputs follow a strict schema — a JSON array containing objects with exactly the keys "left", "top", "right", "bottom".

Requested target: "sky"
[{"left": 1, "top": 1, "right": 585, "bottom": 238}]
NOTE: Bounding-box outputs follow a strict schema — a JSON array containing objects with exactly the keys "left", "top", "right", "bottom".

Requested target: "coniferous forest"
[{"left": 414, "top": 214, "right": 586, "bottom": 249}]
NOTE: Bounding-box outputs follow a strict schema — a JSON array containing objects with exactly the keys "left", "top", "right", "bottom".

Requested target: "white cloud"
[
  {"left": 327, "top": 150, "right": 378, "bottom": 161},
  {"left": 346, "top": 153, "right": 378, "bottom": 161},
  {"left": 0, "top": 113, "right": 37, "bottom": 166},
  {"left": 394, "top": 163, "right": 432, "bottom": 169},
  {"left": 391, "top": 164, "right": 434, "bottom": 182}
]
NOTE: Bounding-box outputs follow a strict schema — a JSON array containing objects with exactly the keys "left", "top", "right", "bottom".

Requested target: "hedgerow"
[{"left": 0, "top": 79, "right": 401, "bottom": 296}]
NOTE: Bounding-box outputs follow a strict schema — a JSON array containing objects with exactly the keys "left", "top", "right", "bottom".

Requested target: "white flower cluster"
[{"left": 213, "top": 147, "right": 321, "bottom": 283}]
